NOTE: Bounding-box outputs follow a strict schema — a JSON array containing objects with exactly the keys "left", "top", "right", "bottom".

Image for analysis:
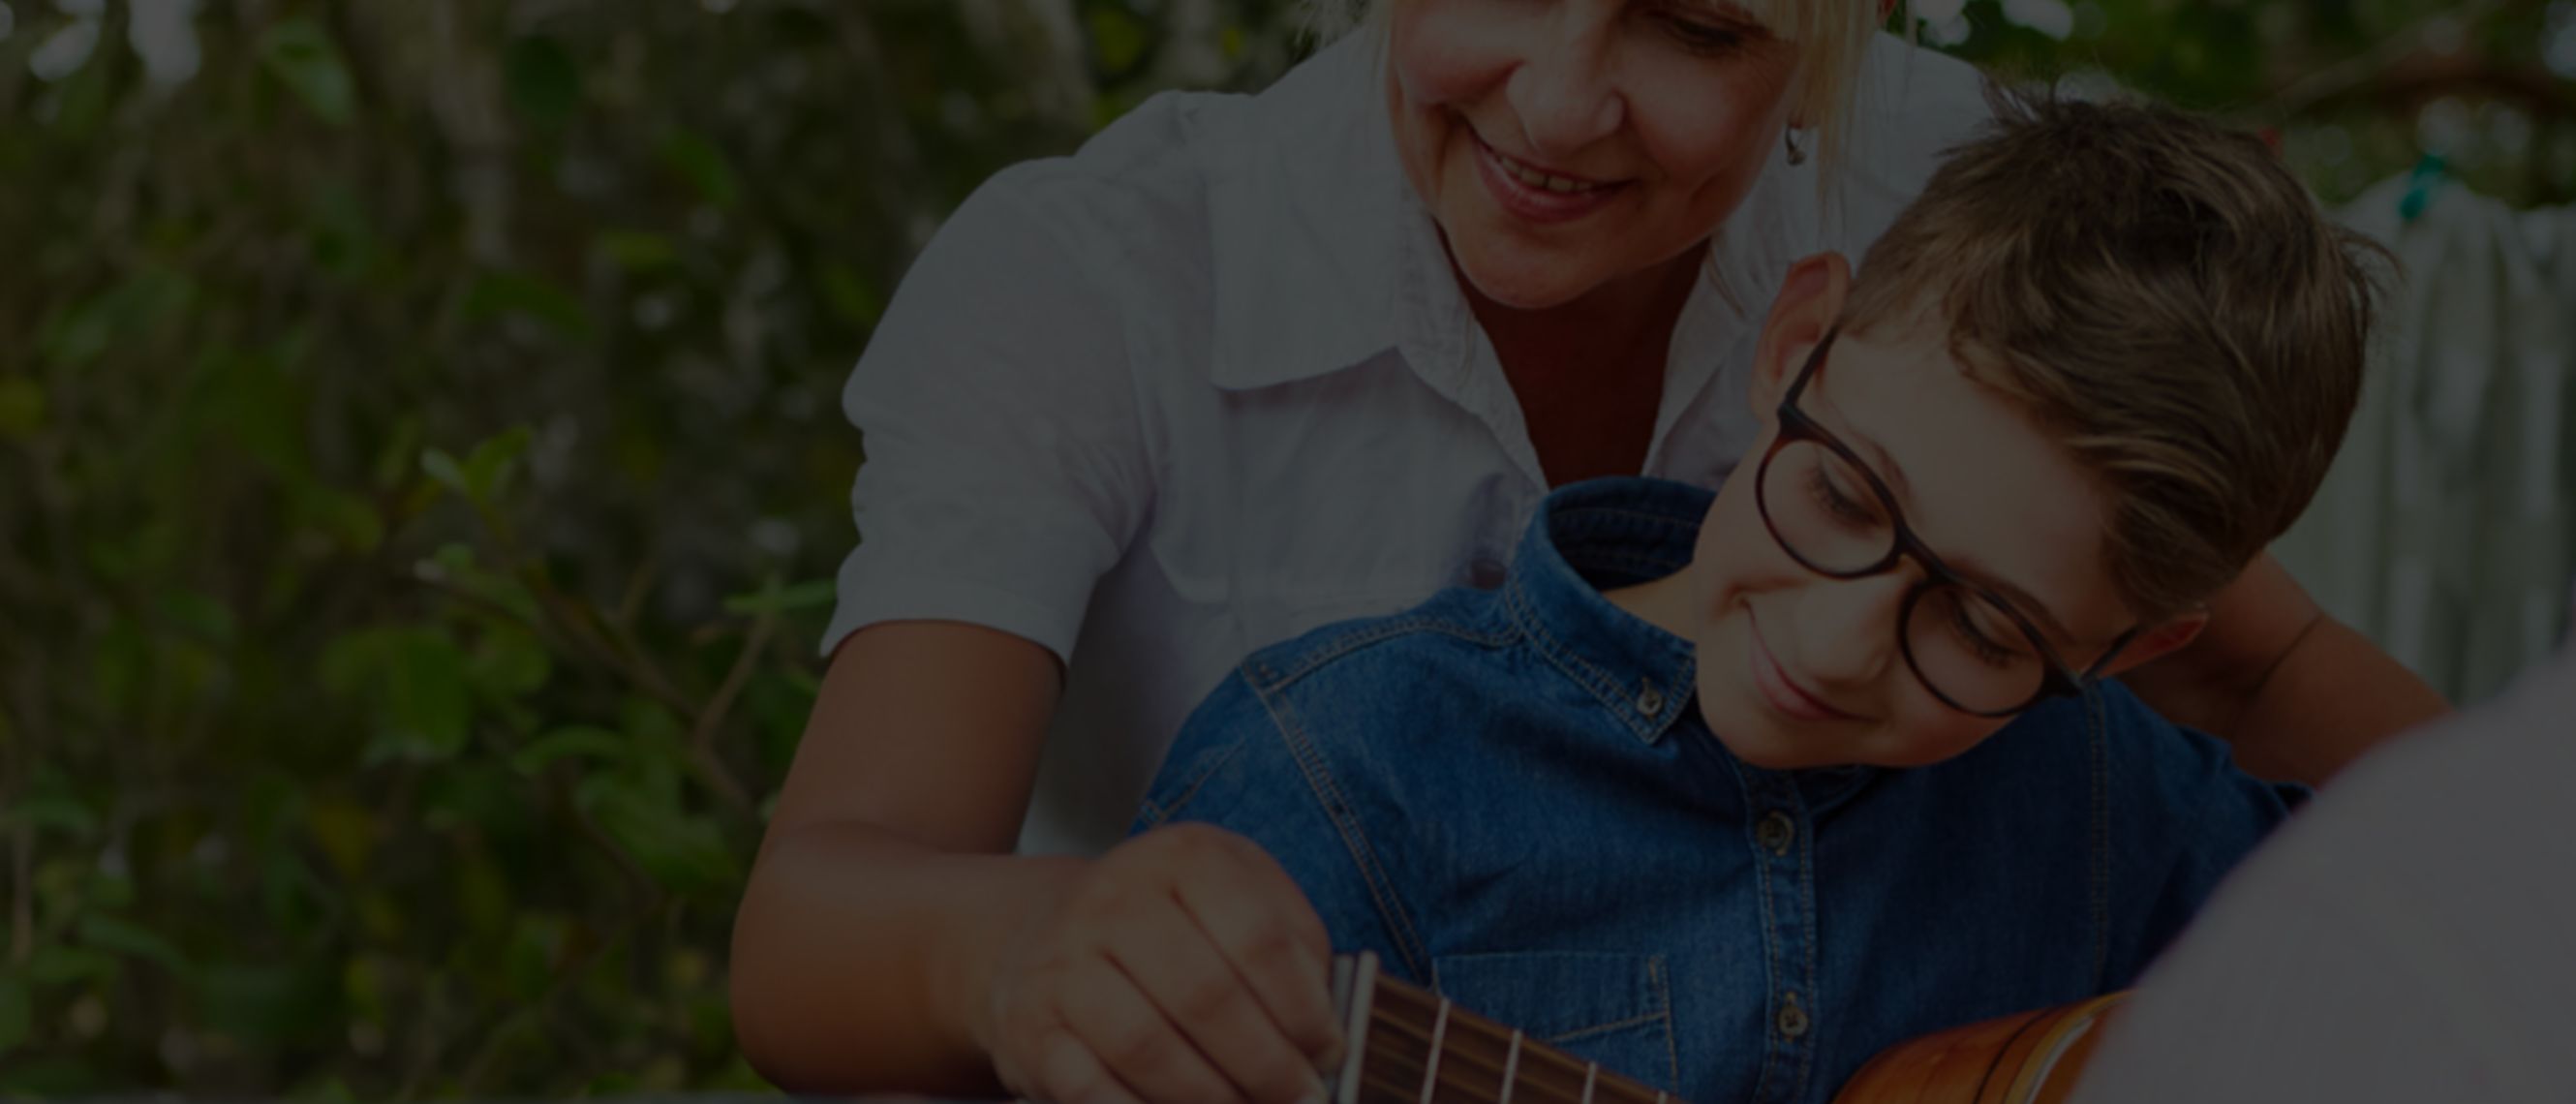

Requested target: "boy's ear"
[
  {"left": 2098, "top": 608, "right": 2213, "bottom": 680},
  {"left": 1750, "top": 252, "right": 1854, "bottom": 413}
]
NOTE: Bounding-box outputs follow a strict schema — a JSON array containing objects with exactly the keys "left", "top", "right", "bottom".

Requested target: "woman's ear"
[
  {"left": 2100, "top": 609, "right": 2213, "bottom": 680},
  {"left": 1750, "top": 252, "right": 1853, "bottom": 413}
]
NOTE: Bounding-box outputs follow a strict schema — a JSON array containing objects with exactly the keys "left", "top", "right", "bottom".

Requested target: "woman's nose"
[
  {"left": 1788, "top": 573, "right": 1911, "bottom": 687},
  {"left": 1505, "top": 20, "right": 1624, "bottom": 161}
]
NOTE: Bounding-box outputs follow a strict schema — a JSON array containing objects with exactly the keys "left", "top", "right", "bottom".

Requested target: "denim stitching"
[
  {"left": 1790, "top": 799, "right": 1819, "bottom": 1102},
  {"left": 1736, "top": 769, "right": 1782, "bottom": 1103},
  {"left": 1254, "top": 615, "right": 1516, "bottom": 690},
  {"left": 1258, "top": 678, "right": 1433, "bottom": 983},
  {"left": 1502, "top": 579, "right": 1666, "bottom": 745},
  {"left": 2086, "top": 686, "right": 2111, "bottom": 990},
  {"left": 1544, "top": 1008, "right": 1671, "bottom": 1047},
  {"left": 1140, "top": 731, "right": 1250, "bottom": 829},
  {"left": 1650, "top": 954, "right": 1681, "bottom": 1090}
]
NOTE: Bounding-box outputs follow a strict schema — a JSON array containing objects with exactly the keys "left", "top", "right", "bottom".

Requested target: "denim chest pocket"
[{"left": 1430, "top": 951, "right": 1678, "bottom": 1093}]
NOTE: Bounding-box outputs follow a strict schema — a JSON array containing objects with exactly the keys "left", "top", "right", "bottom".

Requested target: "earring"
[{"left": 1785, "top": 127, "right": 1811, "bottom": 167}]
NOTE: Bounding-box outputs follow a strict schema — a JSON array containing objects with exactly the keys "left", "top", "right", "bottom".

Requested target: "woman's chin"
[{"left": 1447, "top": 241, "right": 1598, "bottom": 311}]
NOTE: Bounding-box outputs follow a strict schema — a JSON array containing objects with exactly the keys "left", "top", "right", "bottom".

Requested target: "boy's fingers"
[
  {"left": 1060, "top": 954, "right": 1247, "bottom": 1104},
  {"left": 1174, "top": 851, "right": 1344, "bottom": 1065},
  {"left": 1108, "top": 904, "right": 1333, "bottom": 1104},
  {"left": 1034, "top": 1022, "right": 1149, "bottom": 1104}
]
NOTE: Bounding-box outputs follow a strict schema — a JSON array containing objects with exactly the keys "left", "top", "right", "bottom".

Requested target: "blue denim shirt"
[{"left": 1133, "top": 476, "right": 2306, "bottom": 1104}]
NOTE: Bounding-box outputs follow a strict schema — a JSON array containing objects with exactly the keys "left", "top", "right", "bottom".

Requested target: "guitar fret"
[
  {"left": 1418, "top": 997, "right": 1452, "bottom": 1104},
  {"left": 1330, "top": 952, "right": 1677, "bottom": 1104}
]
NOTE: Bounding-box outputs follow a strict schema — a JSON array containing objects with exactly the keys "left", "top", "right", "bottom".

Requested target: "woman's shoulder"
[{"left": 959, "top": 36, "right": 1379, "bottom": 271}]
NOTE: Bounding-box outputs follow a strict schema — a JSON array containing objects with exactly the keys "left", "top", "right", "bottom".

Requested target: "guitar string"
[
  {"left": 1365, "top": 1010, "right": 1655, "bottom": 1104},
  {"left": 1417, "top": 995, "right": 1452, "bottom": 1104},
  {"left": 1358, "top": 1000, "right": 1672, "bottom": 1104}
]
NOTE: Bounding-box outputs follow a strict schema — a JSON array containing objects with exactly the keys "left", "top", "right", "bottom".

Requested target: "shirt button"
[
  {"left": 1466, "top": 555, "right": 1508, "bottom": 590},
  {"left": 1636, "top": 679, "right": 1665, "bottom": 716},
  {"left": 1757, "top": 812, "right": 1795, "bottom": 855},
  {"left": 1778, "top": 992, "right": 1810, "bottom": 1039}
]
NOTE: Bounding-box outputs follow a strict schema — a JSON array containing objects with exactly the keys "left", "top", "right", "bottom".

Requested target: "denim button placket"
[{"left": 1758, "top": 811, "right": 1795, "bottom": 855}]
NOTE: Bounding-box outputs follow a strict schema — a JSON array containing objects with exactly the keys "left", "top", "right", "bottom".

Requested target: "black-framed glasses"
[{"left": 1753, "top": 328, "right": 2146, "bottom": 718}]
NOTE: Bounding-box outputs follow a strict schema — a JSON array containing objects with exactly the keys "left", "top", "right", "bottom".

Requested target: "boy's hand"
[{"left": 972, "top": 822, "right": 1345, "bottom": 1104}]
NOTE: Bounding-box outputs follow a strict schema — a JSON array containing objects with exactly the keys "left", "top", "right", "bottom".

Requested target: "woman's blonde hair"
[{"left": 1297, "top": 0, "right": 1890, "bottom": 183}]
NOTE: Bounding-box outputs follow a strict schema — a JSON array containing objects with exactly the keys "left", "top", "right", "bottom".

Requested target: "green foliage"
[{"left": 0, "top": 0, "right": 2558, "bottom": 1098}]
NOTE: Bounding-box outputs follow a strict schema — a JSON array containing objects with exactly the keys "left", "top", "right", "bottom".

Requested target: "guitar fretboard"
[{"left": 1329, "top": 953, "right": 1684, "bottom": 1104}]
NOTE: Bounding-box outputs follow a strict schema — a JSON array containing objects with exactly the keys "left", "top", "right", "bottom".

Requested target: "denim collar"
[
  {"left": 1501, "top": 477, "right": 1709, "bottom": 746},
  {"left": 1499, "top": 477, "right": 1881, "bottom": 811}
]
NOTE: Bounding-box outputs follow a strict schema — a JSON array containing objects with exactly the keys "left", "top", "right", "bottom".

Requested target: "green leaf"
[
  {"left": 464, "top": 271, "right": 595, "bottom": 340},
  {"left": 598, "top": 230, "right": 679, "bottom": 271},
  {"left": 2, "top": 794, "right": 98, "bottom": 839},
  {"left": 38, "top": 270, "right": 195, "bottom": 369},
  {"left": 0, "top": 976, "right": 29, "bottom": 1053},
  {"left": 1087, "top": 5, "right": 1150, "bottom": 76},
  {"left": 159, "top": 590, "right": 238, "bottom": 646},
  {"left": 657, "top": 128, "right": 740, "bottom": 209},
  {"left": 304, "top": 797, "right": 379, "bottom": 877},
  {"left": 77, "top": 915, "right": 192, "bottom": 977},
  {"left": 470, "top": 626, "right": 552, "bottom": 700},
  {"left": 0, "top": 377, "right": 45, "bottom": 439},
  {"left": 28, "top": 944, "right": 119, "bottom": 986},
  {"left": 817, "top": 262, "right": 883, "bottom": 329},
  {"left": 420, "top": 448, "right": 470, "bottom": 498},
  {"left": 462, "top": 425, "right": 536, "bottom": 500},
  {"left": 722, "top": 577, "right": 837, "bottom": 617},
  {"left": 589, "top": 790, "right": 738, "bottom": 894},
  {"left": 260, "top": 19, "right": 358, "bottom": 126},
  {"left": 195, "top": 962, "right": 336, "bottom": 1044},
  {"left": 327, "top": 628, "right": 474, "bottom": 762},
  {"left": 511, "top": 725, "right": 629, "bottom": 777},
  {"left": 504, "top": 36, "right": 583, "bottom": 129}
]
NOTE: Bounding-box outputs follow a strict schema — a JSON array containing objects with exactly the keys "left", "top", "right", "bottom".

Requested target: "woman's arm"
[
  {"left": 728, "top": 623, "right": 1343, "bottom": 1103},
  {"left": 729, "top": 621, "right": 1072, "bottom": 1095},
  {"left": 2119, "top": 553, "right": 2448, "bottom": 786}
]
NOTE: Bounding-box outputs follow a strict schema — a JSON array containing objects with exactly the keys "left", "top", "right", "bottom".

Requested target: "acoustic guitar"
[{"left": 1326, "top": 952, "right": 2127, "bottom": 1104}]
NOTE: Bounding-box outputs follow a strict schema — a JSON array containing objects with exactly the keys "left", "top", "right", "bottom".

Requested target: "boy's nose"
[{"left": 1787, "top": 573, "right": 1912, "bottom": 688}]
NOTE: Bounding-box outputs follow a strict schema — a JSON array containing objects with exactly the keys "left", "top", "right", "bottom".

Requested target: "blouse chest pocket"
[{"left": 1429, "top": 950, "right": 1679, "bottom": 1094}]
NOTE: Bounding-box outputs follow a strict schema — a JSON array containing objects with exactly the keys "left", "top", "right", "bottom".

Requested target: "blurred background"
[{"left": 1, "top": 0, "right": 2569, "bottom": 1097}]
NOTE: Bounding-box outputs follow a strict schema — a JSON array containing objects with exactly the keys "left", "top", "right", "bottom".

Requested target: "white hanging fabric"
[{"left": 2272, "top": 175, "right": 2576, "bottom": 705}]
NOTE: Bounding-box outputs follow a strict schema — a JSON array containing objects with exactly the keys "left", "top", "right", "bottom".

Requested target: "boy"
[{"left": 1131, "top": 94, "right": 2377, "bottom": 1104}]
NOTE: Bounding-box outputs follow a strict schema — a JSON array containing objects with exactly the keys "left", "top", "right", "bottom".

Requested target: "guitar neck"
[{"left": 1328, "top": 952, "right": 1683, "bottom": 1104}]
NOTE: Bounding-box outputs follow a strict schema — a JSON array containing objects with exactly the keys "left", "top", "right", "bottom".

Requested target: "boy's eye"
[
  {"left": 1804, "top": 461, "right": 1881, "bottom": 528},
  {"left": 1946, "top": 597, "right": 2028, "bottom": 668}
]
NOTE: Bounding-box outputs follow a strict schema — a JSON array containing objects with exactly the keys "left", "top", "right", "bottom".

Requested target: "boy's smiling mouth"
[{"left": 1747, "top": 609, "right": 1866, "bottom": 724}]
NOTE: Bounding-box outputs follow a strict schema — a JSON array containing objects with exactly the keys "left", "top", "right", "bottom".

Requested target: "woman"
[{"left": 730, "top": 3, "right": 2446, "bottom": 1103}]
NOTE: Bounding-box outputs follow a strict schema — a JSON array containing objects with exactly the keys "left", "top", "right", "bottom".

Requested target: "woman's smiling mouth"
[{"left": 1468, "top": 128, "right": 1627, "bottom": 225}]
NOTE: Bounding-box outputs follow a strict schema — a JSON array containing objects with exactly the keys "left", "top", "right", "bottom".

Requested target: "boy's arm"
[{"left": 2119, "top": 552, "right": 2447, "bottom": 786}]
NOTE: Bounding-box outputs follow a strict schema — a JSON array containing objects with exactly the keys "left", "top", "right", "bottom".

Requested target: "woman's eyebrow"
[{"left": 1675, "top": 0, "right": 1782, "bottom": 34}]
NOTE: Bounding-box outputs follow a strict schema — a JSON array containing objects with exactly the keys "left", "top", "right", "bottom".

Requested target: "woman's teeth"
[{"left": 1493, "top": 148, "right": 1603, "bottom": 194}]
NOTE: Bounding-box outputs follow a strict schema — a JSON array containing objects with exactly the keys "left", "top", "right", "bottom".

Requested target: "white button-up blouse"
[{"left": 828, "top": 29, "right": 1992, "bottom": 855}]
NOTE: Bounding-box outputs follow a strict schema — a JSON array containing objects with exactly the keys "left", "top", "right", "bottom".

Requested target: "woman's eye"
[
  {"left": 1661, "top": 15, "right": 1747, "bottom": 54},
  {"left": 1949, "top": 604, "right": 2021, "bottom": 667}
]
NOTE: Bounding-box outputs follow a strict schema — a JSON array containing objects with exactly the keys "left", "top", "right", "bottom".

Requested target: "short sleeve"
[
  {"left": 822, "top": 170, "right": 1153, "bottom": 662},
  {"left": 1134, "top": 671, "right": 1425, "bottom": 983},
  {"left": 2097, "top": 684, "right": 2305, "bottom": 984}
]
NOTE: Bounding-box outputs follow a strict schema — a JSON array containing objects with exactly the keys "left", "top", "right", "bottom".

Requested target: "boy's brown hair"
[{"left": 1839, "top": 89, "right": 2383, "bottom": 619}]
